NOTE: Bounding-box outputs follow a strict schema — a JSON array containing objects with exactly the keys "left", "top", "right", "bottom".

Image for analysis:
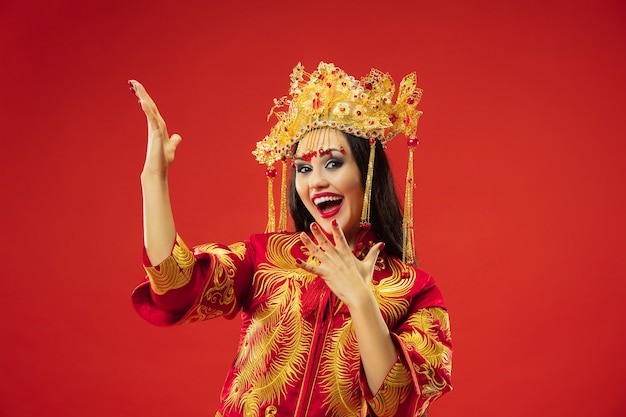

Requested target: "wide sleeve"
[
  {"left": 131, "top": 234, "right": 255, "bottom": 326},
  {"left": 361, "top": 281, "right": 453, "bottom": 416}
]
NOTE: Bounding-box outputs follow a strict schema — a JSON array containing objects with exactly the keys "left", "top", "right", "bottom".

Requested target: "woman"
[{"left": 130, "top": 62, "right": 452, "bottom": 417}]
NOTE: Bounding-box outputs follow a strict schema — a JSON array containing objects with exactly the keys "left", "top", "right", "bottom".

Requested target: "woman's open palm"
[{"left": 129, "top": 80, "right": 182, "bottom": 175}]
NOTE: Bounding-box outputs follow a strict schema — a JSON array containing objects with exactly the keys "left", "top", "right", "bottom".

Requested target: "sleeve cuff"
[
  {"left": 144, "top": 234, "right": 195, "bottom": 295},
  {"left": 360, "top": 333, "right": 416, "bottom": 416}
]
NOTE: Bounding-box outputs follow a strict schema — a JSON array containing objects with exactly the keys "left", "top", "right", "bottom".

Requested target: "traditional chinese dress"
[{"left": 132, "top": 226, "right": 452, "bottom": 417}]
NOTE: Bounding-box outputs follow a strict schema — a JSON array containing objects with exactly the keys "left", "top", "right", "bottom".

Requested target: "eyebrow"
[{"left": 293, "top": 148, "right": 344, "bottom": 161}]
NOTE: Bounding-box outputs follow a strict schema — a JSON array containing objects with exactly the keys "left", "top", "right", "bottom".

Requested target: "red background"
[{"left": 1, "top": 0, "right": 625, "bottom": 416}]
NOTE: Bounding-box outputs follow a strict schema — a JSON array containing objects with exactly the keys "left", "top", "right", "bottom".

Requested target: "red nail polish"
[
  {"left": 331, "top": 219, "right": 338, "bottom": 227},
  {"left": 380, "top": 242, "right": 386, "bottom": 251},
  {"left": 311, "top": 223, "right": 318, "bottom": 231},
  {"left": 128, "top": 80, "right": 135, "bottom": 93}
]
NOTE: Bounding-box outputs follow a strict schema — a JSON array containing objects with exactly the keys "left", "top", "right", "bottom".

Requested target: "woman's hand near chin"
[{"left": 297, "top": 219, "right": 383, "bottom": 308}]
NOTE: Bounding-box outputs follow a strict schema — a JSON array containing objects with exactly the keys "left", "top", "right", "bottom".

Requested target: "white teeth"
[{"left": 313, "top": 196, "right": 342, "bottom": 206}]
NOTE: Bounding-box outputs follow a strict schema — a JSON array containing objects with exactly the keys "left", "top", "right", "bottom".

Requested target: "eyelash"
[
  {"left": 295, "top": 159, "right": 343, "bottom": 174},
  {"left": 326, "top": 159, "right": 343, "bottom": 169}
]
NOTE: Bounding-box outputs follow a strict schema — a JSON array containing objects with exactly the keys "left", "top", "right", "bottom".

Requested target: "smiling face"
[{"left": 293, "top": 128, "right": 364, "bottom": 246}]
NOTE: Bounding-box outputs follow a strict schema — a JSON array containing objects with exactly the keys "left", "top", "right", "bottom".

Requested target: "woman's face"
[{"left": 294, "top": 128, "right": 364, "bottom": 246}]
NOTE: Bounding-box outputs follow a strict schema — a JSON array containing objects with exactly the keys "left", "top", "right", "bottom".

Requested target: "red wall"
[{"left": 1, "top": 0, "right": 625, "bottom": 416}]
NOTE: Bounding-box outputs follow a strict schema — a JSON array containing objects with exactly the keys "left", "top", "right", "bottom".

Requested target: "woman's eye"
[
  {"left": 296, "top": 165, "right": 311, "bottom": 174},
  {"left": 325, "top": 159, "right": 343, "bottom": 169}
]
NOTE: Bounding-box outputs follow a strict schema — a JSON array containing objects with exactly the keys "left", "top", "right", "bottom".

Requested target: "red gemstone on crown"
[{"left": 407, "top": 137, "right": 419, "bottom": 147}]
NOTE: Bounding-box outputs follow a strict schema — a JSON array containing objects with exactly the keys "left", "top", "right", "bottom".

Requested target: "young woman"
[{"left": 130, "top": 62, "right": 452, "bottom": 417}]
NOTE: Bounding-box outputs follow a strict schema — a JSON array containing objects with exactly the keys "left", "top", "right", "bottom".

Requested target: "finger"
[
  {"left": 309, "top": 222, "right": 323, "bottom": 242},
  {"left": 299, "top": 232, "right": 319, "bottom": 254},
  {"left": 300, "top": 231, "right": 327, "bottom": 261},
  {"left": 169, "top": 133, "right": 183, "bottom": 149},
  {"left": 129, "top": 80, "right": 163, "bottom": 122},
  {"left": 300, "top": 231, "right": 314, "bottom": 247},
  {"left": 295, "top": 258, "right": 321, "bottom": 275},
  {"left": 129, "top": 80, "right": 155, "bottom": 107},
  {"left": 363, "top": 242, "right": 385, "bottom": 267},
  {"left": 310, "top": 222, "right": 333, "bottom": 249},
  {"left": 329, "top": 219, "right": 350, "bottom": 251}
]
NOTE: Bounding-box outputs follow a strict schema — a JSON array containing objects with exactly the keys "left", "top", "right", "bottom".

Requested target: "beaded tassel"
[
  {"left": 278, "top": 159, "right": 288, "bottom": 232},
  {"left": 402, "top": 137, "right": 419, "bottom": 265},
  {"left": 360, "top": 139, "right": 377, "bottom": 225},
  {"left": 265, "top": 166, "right": 277, "bottom": 233}
]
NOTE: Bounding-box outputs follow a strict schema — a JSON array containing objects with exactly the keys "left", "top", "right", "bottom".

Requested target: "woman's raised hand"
[
  {"left": 129, "top": 80, "right": 182, "bottom": 177},
  {"left": 130, "top": 80, "right": 179, "bottom": 264}
]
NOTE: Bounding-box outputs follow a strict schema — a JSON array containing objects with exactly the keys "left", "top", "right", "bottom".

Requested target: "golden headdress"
[{"left": 253, "top": 61, "right": 423, "bottom": 265}]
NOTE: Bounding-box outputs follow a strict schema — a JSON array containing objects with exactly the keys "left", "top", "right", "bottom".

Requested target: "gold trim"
[{"left": 144, "top": 234, "right": 194, "bottom": 295}]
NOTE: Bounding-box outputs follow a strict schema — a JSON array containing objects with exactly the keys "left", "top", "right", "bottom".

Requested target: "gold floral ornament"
[
  {"left": 253, "top": 61, "right": 424, "bottom": 266},
  {"left": 253, "top": 62, "right": 423, "bottom": 166}
]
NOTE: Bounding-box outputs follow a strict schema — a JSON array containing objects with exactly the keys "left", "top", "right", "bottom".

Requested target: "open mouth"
[{"left": 313, "top": 195, "right": 344, "bottom": 218}]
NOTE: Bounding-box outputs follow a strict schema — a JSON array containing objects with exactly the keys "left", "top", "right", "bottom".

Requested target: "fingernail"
[
  {"left": 311, "top": 223, "right": 318, "bottom": 231},
  {"left": 128, "top": 80, "right": 135, "bottom": 93},
  {"left": 380, "top": 242, "right": 386, "bottom": 251},
  {"left": 331, "top": 219, "right": 338, "bottom": 227}
]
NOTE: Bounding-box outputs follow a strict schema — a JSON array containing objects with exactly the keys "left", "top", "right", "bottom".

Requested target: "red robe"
[{"left": 132, "top": 227, "right": 452, "bottom": 417}]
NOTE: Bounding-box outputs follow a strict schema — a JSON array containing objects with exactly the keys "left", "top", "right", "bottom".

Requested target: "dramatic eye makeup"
[{"left": 294, "top": 162, "right": 311, "bottom": 174}]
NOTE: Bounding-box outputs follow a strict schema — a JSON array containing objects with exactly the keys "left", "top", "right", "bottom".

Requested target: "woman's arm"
[
  {"left": 298, "top": 220, "right": 393, "bottom": 394},
  {"left": 129, "top": 80, "right": 182, "bottom": 265},
  {"left": 345, "top": 286, "right": 397, "bottom": 394}
]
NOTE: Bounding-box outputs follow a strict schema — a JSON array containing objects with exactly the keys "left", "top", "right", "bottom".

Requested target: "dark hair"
[{"left": 288, "top": 132, "right": 404, "bottom": 259}]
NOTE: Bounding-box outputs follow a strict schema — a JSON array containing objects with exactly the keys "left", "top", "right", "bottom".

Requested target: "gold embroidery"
[
  {"left": 319, "top": 321, "right": 361, "bottom": 416},
  {"left": 367, "top": 360, "right": 413, "bottom": 416},
  {"left": 372, "top": 257, "right": 415, "bottom": 323},
  {"left": 403, "top": 306, "right": 452, "bottom": 414},
  {"left": 224, "top": 234, "right": 313, "bottom": 417},
  {"left": 319, "top": 256, "right": 416, "bottom": 416},
  {"left": 403, "top": 307, "right": 452, "bottom": 370},
  {"left": 181, "top": 241, "right": 248, "bottom": 323},
  {"left": 201, "top": 243, "right": 243, "bottom": 308},
  {"left": 209, "top": 234, "right": 450, "bottom": 417},
  {"left": 145, "top": 234, "right": 194, "bottom": 295}
]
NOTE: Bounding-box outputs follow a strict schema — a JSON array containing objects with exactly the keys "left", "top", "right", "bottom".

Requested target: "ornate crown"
[{"left": 253, "top": 61, "right": 423, "bottom": 166}]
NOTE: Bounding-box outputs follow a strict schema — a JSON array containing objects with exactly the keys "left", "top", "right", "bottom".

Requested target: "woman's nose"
[{"left": 308, "top": 168, "right": 329, "bottom": 189}]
